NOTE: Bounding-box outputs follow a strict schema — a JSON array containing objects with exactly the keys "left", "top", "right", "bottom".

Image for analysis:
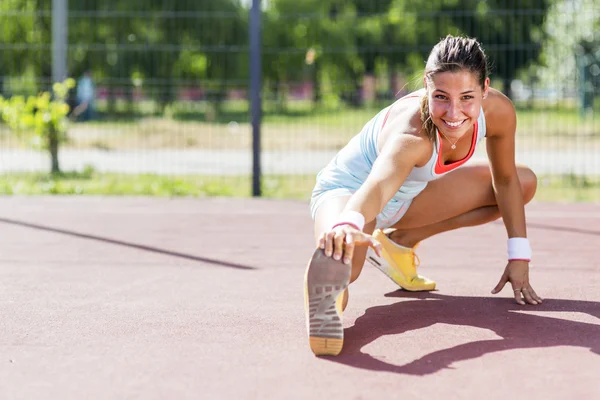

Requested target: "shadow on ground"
[
  {"left": 327, "top": 291, "right": 600, "bottom": 375},
  {"left": 0, "top": 217, "right": 256, "bottom": 270}
]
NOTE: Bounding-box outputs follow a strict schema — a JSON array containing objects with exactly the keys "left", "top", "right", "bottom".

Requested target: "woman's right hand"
[{"left": 318, "top": 224, "right": 382, "bottom": 265}]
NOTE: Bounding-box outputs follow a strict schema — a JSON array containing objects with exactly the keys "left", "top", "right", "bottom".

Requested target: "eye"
[
  {"left": 462, "top": 95, "right": 474, "bottom": 100},
  {"left": 434, "top": 94, "right": 447, "bottom": 100}
]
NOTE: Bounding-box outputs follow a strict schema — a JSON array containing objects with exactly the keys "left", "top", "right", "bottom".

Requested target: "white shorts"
[{"left": 310, "top": 185, "right": 413, "bottom": 230}]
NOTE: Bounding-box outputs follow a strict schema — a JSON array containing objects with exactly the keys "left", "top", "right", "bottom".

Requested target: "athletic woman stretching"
[{"left": 305, "top": 35, "right": 542, "bottom": 356}]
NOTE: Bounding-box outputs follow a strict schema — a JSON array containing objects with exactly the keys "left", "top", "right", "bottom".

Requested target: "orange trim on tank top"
[
  {"left": 434, "top": 122, "right": 478, "bottom": 175},
  {"left": 379, "top": 95, "right": 478, "bottom": 175}
]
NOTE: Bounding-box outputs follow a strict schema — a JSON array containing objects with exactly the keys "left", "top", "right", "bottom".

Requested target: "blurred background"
[{"left": 0, "top": 0, "right": 598, "bottom": 201}]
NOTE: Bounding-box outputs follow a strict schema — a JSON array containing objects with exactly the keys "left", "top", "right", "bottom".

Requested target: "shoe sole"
[
  {"left": 365, "top": 248, "right": 436, "bottom": 292},
  {"left": 304, "top": 248, "right": 350, "bottom": 356}
]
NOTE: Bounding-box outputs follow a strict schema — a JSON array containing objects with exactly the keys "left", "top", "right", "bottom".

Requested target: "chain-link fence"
[{"left": 0, "top": 0, "right": 599, "bottom": 200}]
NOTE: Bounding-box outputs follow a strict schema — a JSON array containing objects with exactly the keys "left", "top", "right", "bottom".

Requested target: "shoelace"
[
  {"left": 410, "top": 250, "right": 421, "bottom": 268},
  {"left": 411, "top": 244, "right": 421, "bottom": 268},
  {"left": 400, "top": 238, "right": 421, "bottom": 268}
]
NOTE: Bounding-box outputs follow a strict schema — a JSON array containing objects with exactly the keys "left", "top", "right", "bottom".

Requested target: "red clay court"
[{"left": 1, "top": 197, "right": 599, "bottom": 399}]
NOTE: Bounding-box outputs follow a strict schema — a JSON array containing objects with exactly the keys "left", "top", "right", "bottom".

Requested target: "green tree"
[
  {"left": 537, "top": 0, "right": 598, "bottom": 110},
  {"left": 0, "top": 79, "right": 75, "bottom": 173},
  {"left": 0, "top": 0, "right": 248, "bottom": 117},
  {"left": 0, "top": 0, "right": 52, "bottom": 94}
]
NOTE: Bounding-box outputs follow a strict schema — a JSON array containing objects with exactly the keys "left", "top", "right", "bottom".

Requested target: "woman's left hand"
[{"left": 491, "top": 260, "right": 543, "bottom": 305}]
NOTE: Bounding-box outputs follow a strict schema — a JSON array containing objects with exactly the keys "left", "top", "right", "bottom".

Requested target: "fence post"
[
  {"left": 250, "top": 0, "right": 262, "bottom": 197},
  {"left": 52, "top": 0, "right": 68, "bottom": 84}
]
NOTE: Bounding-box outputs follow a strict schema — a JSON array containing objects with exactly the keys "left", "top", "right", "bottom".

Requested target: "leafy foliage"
[
  {"left": 0, "top": 79, "right": 75, "bottom": 173},
  {"left": 0, "top": 1, "right": 555, "bottom": 110}
]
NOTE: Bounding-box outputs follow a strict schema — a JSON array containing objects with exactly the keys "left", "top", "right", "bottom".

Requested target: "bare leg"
[
  {"left": 305, "top": 195, "right": 377, "bottom": 356},
  {"left": 306, "top": 194, "right": 379, "bottom": 318},
  {"left": 390, "top": 205, "right": 500, "bottom": 247},
  {"left": 389, "top": 163, "right": 537, "bottom": 247},
  {"left": 313, "top": 195, "right": 376, "bottom": 284}
]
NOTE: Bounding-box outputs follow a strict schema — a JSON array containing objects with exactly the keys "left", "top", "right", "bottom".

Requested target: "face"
[{"left": 425, "top": 70, "right": 489, "bottom": 140}]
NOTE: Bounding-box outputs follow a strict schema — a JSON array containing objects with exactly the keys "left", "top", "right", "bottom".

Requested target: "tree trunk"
[
  {"left": 311, "top": 61, "right": 321, "bottom": 107},
  {"left": 276, "top": 81, "right": 289, "bottom": 113},
  {"left": 347, "top": 71, "right": 363, "bottom": 108},
  {"left": 503, "top": 78, "right": 513, "bottom": 100},
  {"left": 48, "top": 127, "right": 60, "bottom": 174},
  {"left": 214, "top": 79, "right": 228, "bottom": 115},
  {"left": 159, "top": 79, "right": 176, "bottom": 114},
  {"left": 126, "top": 85, "right": 135, "bottom": 117},
  {"left": 107, "top": 87, "right": 116, "bottom": 117}
]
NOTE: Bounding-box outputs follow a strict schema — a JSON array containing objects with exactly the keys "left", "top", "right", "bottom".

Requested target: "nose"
[{"left": 446, "top": 101, "right": 461, "bottom": 119}]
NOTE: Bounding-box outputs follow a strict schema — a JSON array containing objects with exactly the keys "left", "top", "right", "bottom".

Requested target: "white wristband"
[
  {"left": 331, "top": 210, "right": 365, "bottom": 232},
  {"left": 507, "top": 237, "right": 531, "bottom": 261}
]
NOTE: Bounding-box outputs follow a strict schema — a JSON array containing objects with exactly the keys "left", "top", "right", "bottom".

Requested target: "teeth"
[{"left": 445, "top": 120, "right": 464, "bottom": 127}]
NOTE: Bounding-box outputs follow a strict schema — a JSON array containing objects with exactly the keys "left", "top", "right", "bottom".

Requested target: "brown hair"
[{"left": 420, "top": 35, "right": 489, "bottom": 141}]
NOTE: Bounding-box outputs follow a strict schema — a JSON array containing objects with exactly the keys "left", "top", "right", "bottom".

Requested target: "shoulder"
[
  {"left": 482, "top": 88, "right": 517, "bottom": 137},
  {"left": 378, "top": 90, "right": 432, "bottom": 164},
  {"left": 382, "top": 89, "right": 426, "bottom": 138}
]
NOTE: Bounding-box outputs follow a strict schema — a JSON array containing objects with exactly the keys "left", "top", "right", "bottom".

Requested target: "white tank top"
[{"left": 316, "top": 93, "right": 487, "bottom": 203}]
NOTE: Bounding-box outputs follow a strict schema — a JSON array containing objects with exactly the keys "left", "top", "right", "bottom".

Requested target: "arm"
[
  {"left": 321, "top": 112, "right": 430, "bottom": 264},
  {"left": 486, "top": 92, "right": 542, "bottom": 305},
  {"left": 484, "top": 95, "right": 526, "bottom": 238},
  {"left": 344, "top": 115, "right": 429, "bottom": 225}
]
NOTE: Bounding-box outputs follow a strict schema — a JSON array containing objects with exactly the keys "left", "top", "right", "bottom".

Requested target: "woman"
[{"left": 304, "top": 35, "right": 542, "bottom": 357}]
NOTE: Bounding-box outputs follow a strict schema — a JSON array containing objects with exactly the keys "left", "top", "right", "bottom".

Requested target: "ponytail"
[{"left": 420, "top": 94, "right": 436, "bottom": 142}]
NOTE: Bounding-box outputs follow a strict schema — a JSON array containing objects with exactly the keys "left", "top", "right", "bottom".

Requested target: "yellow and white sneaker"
[
  {"left": 366, "top": 229, "right": 436, "bottom": 291},
  {"left": 304, "top": 248, "right": 350, "bottom": 356}
]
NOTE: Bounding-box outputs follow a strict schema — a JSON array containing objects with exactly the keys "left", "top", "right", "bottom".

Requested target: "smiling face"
[{"left": 425, "top": 70, "right": 489, "bottom": 141}]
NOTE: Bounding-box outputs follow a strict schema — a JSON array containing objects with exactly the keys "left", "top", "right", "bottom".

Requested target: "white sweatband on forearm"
[
  {"left": 330, "top": 210, "right": 365, "bottom": 232},
  {"left": 507, "top": 237, "right": 532, "bottom": 261}
]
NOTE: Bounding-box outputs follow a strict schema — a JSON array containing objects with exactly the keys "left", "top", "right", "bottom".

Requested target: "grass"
[
  {"left": 535, "top": 174, "right": 600, "bottom": 202},
  {"left": 1, "top": 100, "right": 598, "bottom": 201},
  {"left": 2, "top": 101, "right": 597, "bottom": 152},
  {"left": 1, "top": 170, "right": 599, "bottom": 202},
  {"left": 0, "top": 169, "right": 315, "bottom": 199}
]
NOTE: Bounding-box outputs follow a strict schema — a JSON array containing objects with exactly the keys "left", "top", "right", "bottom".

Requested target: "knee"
[{"left": 517, "top": 166, "right": 537, "bottom": 204}]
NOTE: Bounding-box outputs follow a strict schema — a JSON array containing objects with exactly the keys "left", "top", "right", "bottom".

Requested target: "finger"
[
  {"left": 318, "top": 232, "right": 326, "bottom": 249},
  {"left": 491, "top": 273, "right": 508, "bottom": 294},
  {"left": 324, "top": 231, "right": 336, "bottom": 257},
  {"left": 370, "top": 239, "right": 382, "bottom": 257},
  {"left": 343, "top": 233, "right": 355, "bottom": 264},
  {"left": 521, "top": 287, "right": 538, "bottom": 305},
  {"left": 511, "top": 284, "right": 526, "bottom": 305},
  {"left": 526, "top": 285, "right": 543, "bottom": 303},
  {"left": 347, "top": 232, "right": 373, "bottom": 246},
  {"left": 332, "top": 231, "right": 345, "bottom": 261}
]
